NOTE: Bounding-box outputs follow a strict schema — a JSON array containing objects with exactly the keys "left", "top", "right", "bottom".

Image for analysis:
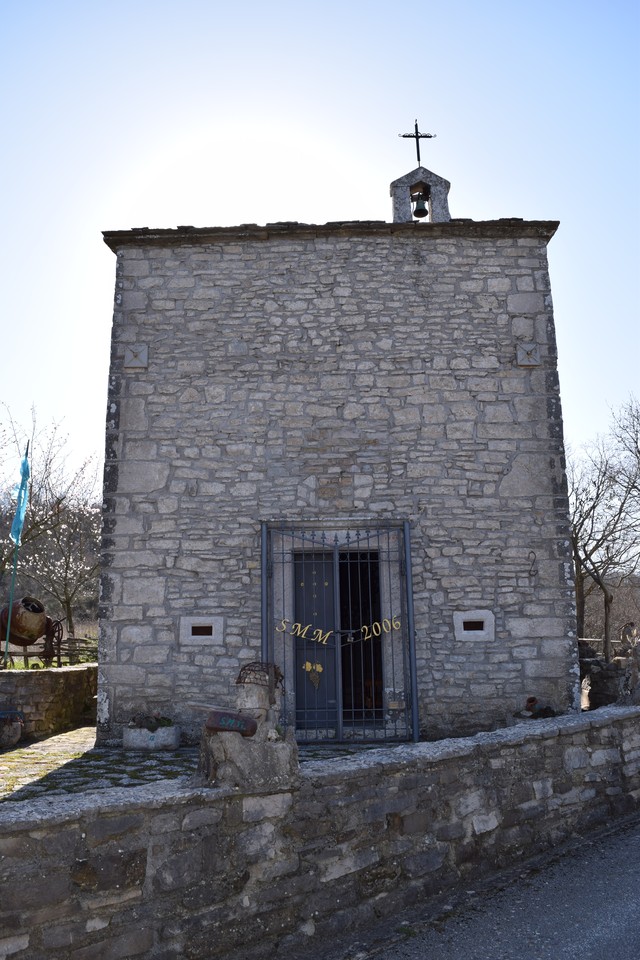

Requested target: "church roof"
[{"left": 103, "top": 218, "right": 558, "bottom": 252}]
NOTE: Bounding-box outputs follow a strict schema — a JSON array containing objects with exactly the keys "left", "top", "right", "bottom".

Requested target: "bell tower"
[
  {"left": 392, "top": 120, "right": 451, "bottom": 223},
  {"left": 390, "top": 166, "right": 452, "bottom": 223}
]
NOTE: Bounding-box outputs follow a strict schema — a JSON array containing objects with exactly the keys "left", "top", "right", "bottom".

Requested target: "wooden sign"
[{"left": 205, "top": 710, "right": 258, "bottom": 738}]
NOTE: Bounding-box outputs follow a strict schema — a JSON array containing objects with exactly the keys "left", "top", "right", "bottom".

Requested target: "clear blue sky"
[{"left": 1, "top": 0, "right": 638, "bottom": 469}]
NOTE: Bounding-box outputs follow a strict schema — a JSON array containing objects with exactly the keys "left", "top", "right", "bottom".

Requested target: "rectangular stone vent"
[
  {"left": 453, "top": 610, "right": 495, "bottom": 644},
  {"left": 179, "top": 616, "right": 224, "bottom": 646}
]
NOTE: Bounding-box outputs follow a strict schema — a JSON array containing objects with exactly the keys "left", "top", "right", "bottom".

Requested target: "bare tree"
[
  {"left": 583, "top": 577, "right": 640, "bottom": 644},
  {"left": 0, "top": 409, "right": 71, "bottom": 583},
  {"left": 569, "top": 397, "right": 640, "bottom": 660},
  {"left": 0, "top": 408, "right": 101, "bottom": 634},
  {"left": 22, "top": 491, "right": 101, "bottom": 636},
  {"left": 613, "top": 396, "right": 640, "bottom": 499}
]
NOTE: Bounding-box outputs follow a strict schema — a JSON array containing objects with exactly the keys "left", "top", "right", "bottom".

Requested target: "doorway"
[{"left": 265, "top": 523, "right": 417, "bottom": 743}]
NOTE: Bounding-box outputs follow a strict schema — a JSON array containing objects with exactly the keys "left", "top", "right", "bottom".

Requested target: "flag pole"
[
  {"left": 3, "top": 546, "right": 19, "bottom": 667},
  {"left": 3, "top": 442, "right": 30, "bottom": 668}
]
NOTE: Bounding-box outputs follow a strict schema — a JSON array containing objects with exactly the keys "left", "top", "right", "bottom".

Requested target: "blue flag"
[{"left": 9, "top": 452, "right": 30, "bottom": 545}]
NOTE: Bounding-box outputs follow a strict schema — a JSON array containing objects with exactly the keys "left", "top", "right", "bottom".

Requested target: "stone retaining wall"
[
  {"left": 0, "top": 665, "right": 97, "bottom": 737},
  {"left": 1, "top": 706, "right": 639, "bottom": 960}
]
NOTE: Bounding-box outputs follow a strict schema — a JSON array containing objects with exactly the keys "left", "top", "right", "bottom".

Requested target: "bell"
[{"left": 413, "top": 194, "right": 428, "bottom": 219}]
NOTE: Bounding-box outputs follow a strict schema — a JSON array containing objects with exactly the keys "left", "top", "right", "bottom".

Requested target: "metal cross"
[{"left": 399, "top": 120, "right": 436, "bottom": 165}]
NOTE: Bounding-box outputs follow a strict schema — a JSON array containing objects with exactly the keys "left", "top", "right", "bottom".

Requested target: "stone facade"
[
  {"left": 1, "top": 707, "right": 639, "bottom": 960},
  {"left": 99, "top": 203, "right": 578, "bottom": 742}
]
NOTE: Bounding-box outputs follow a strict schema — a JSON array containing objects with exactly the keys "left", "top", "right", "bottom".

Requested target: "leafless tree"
[
  {"left": 569, "top": 396, "right": 640, "bottom": 660},
  {"left": 0, "top": 408, "right": 101, "bottom": 634},
  {"left": 0, "top": 409, "right": 70, "bottom": 581},
  {"left": 583, "top": 577, "right": 640, "bottom": 644},
  {"left": 613, "top": 396, "right": 640, "bottom": 499},
  {"left": 21, "top": 490, "right": 101, "bottom": 636}
]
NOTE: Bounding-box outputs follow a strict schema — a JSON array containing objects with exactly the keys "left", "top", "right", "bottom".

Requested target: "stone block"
[
  {"left": 151, "top": 847, "right": 202, "bottom": 893},
  {"left": 243, "top": 794, "right": 294, "bottom": 822},
  {"left": 590, "top": 747, "right": 621, "bottom": 767},
  {"left": 455, "top": 789, "right": 485, "bottom": 816},
  {"left": 121, "top": 290, "right": 147, "bottom": 310},
  {"left": 85, "top": 814, "right": 146, "bottom": 845},
  {"left": 487, "top": 277, "right": 512, "bottom": 293},
  {"left": 102, "top": 664, "right": 148, "bottom": 685},
  {"left": 0, "top": 935, "right": 30, "bottom": 958},
  {"left": 122, "top": 576, "right": 166, "bottom": 606},
  {"left": 402, "top": 845, "right": 448, "bottom": 877},
  {"left": 71, "top": 925, "right": 154, "bottom": 960},
  {"left": 123, "top": 725, "right": 181, "bottom": 750},
  {"left": 70, "top": 849, "right": 146, "bottom": 891},
  {"left": 117, "top": 461, "right": 169, "bottom": 494},
  {"left": 507, "top": 292, "right": 545, "bottom": 314},
  {"left": 563, "top": 746, "right": 590, "bottom": 772},
  {"left": 321, "top": 846, "right": 380, "bottom": 882},
  {"left": 132, "top": 646, "right": 170, "bottom": 664},
  {"left": 472, "top": 812, "right": 500, "bottom": 834},
  {"left": 181, "top": 807, "right": 224, "bottom": 831},
  {"left": 523, "top": 659, "right": 567, "bottom": 679}
]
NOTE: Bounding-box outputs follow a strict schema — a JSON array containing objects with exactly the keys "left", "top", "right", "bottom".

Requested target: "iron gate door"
[{"left": 263, "top": 522, "right": 418, "bottom": 743}]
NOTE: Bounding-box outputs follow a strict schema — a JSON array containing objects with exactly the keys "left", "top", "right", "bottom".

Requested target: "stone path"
[
  {"left": 0, "top": 727, "right": 200, "bottom": 803},
  {"left": 0, "top": 727, "right": 397, "bottom": 805}
]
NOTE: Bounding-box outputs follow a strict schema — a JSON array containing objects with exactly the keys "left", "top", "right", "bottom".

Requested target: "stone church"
[{"left": 98, "top": 160, "right": 579, "bottom": 744}]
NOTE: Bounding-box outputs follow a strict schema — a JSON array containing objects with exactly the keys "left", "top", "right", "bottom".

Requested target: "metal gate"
[{"left": 262, "top": 521, "right": 418, "bottom": 743}]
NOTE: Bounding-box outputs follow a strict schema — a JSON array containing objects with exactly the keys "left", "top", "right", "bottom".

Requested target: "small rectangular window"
[
  {"left": 179, "top": 615, "right": 224, "bottom": 646},
  {"left": 453, "top": 610, "right": 495, "bottom": 643}
]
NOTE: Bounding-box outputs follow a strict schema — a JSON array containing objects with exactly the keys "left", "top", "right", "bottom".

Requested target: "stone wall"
[
  {"left": 0, "top": 665, "right": 97, "bottom": 737},
  {"left": 1, "top": 707, "right": 639, "bottom": 960},
  {"left": 99, "top": 218, "right": 577, "bottom": 742}
]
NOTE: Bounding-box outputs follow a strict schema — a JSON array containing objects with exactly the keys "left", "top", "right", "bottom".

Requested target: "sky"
[{"left": 1, "top": 0, "right": 638, "bottom": 474}]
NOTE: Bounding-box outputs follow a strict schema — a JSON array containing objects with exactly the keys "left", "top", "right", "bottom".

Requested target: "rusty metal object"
[
  {"left": 0, "top": 597, "right": 63, "bottom": 664},
  {"left": 42, "top": 619, "right": 64, "bottom": 664},
  {"left": 1, "top": 596, "right": 46, "bottom": 643},
  {"left": 3, "top": 597, "right": 47, "bottom": 642},
  {"left": 236, "top": 661, "right": 284, "bottom": 706},
  {"left": 236, "top": 661, "right": 284, "bottom": 690},
  {"left": 205, "top": 709, "right": 258, "bottom": 737}
]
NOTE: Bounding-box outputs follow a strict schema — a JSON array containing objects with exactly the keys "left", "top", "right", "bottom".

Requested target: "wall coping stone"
[
  {"left": 301, "top": 706, "right": 640, "bottom": 777},
  {"left": 2, "top": 706, "right": 638, "bottom": 832},
  {"left": 102, "top": 218, "right": 559, "bottom": 251},
  {"left": 0, "top": 781, "right": 221, "bottom": 830},
  {"left": 0, "top": 663, "right": 97, "bottom": 678},
  {"left": 0, "top": 653, "right": 98, "bottom": 679}
]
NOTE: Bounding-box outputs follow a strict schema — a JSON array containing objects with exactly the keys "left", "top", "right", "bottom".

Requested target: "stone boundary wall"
[
  {"left": 0, "top": 665, "right": 97, "bottom": 737},
  {"left": 1, "top": 707, "right": 639, "bottom": 960}
]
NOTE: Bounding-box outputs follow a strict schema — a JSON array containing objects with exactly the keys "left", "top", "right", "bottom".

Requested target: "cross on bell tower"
[
  {"left": 398, "top": 120, "right": 437, "bottom": 166},
  {"left": 391, "top": 120, "right": 451, "bottom": 224}
]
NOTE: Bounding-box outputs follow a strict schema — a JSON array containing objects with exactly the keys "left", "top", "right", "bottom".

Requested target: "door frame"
[{"left": 261, "top": 520, "right": 419, "bottom": 743}]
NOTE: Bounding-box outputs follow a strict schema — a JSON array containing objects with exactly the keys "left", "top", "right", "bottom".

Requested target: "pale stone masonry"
[{"left": 99, "top": 206, "right": 579, "bottom": 742}]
